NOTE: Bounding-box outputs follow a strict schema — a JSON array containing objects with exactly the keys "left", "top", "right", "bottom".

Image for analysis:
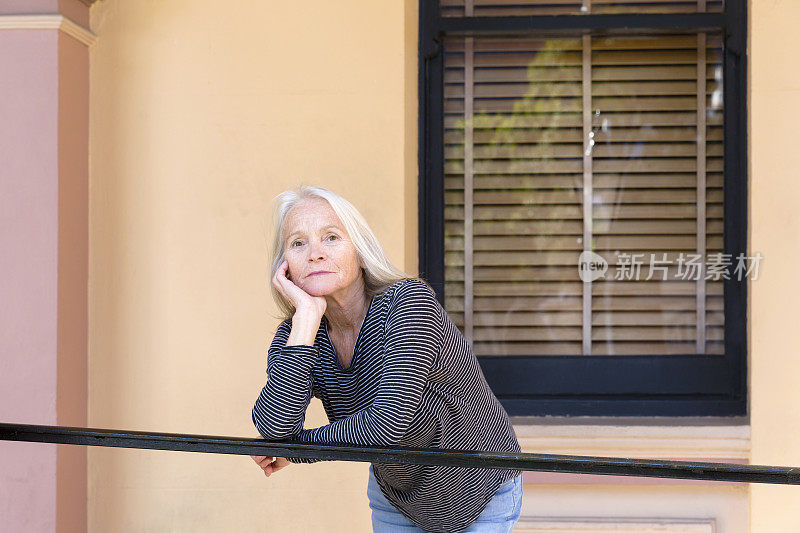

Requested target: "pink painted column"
[{"left": 0, "top": 1, "right": 91, "bottom": 531}]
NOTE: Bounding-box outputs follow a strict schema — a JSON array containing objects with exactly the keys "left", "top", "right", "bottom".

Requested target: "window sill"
[
  {"left": 509, "top": 417, "right": 750, "bottom": 485},
  {"left": 510, "top": 417, "right": 750, "bottom": 461}
]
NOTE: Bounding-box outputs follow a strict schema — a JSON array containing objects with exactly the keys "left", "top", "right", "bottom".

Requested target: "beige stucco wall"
[
  {"left": 88, "top": 0, "right": 417, "bottom": 530},
  {"left": 749, "top": 0, "right": 800, "bottom": 529},
  {"left": 86, "top": 0, "right": 800, "bottom": 531}
]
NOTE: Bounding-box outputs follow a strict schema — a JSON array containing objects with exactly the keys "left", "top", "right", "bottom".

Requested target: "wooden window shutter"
[
  {"left": 442, "top": 10, "right": 724, "bottom": 357},
  {"left": 441, "top": 0, "right": 724, "bottom": 17}
]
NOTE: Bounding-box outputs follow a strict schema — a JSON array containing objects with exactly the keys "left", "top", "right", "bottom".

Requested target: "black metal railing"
[{"left": 2, "top": 422, "right": 798, "bottom": 485}]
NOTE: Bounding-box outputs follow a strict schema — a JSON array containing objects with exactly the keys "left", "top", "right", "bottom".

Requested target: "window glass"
[{"left": 443, "top": 31, "right": 725, "bottom": 357}]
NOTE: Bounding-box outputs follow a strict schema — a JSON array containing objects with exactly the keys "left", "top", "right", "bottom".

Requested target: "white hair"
[{"left": 267, "top": 184, "right": 431, "bottom": 320}]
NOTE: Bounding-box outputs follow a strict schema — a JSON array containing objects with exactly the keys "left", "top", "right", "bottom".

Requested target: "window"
[{"left": 418, "top": 0, "right": 747, "bottom": 416}]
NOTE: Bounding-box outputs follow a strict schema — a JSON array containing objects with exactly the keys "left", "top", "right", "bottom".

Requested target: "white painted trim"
[
  {"left": 0, "top": 14, "right": 96, "bottom": 47},
  {"left": 515, "top": 516, "right": 715, "bottom": 533},
  {"left": 514, "top": 424, "right": 750, "bottom": 461}
]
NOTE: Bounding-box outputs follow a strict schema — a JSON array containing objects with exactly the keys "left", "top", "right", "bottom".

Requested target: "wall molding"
[
  {"left": 513, "top": 423, "right": 750, "bottom": 461},
  {"left": 515, "top": 517, "right": 716, "bottom": 533},
  {"left": 0, "top": 14, "right": 96, "bottom": 47}
]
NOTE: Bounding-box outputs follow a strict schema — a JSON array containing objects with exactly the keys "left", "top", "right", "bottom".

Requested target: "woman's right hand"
[
  {"left": 272, "top": 260, "right": 327, "bottom": 319},
  {"left": 250, "top": 455, "right": 290, "bottom": 477}
]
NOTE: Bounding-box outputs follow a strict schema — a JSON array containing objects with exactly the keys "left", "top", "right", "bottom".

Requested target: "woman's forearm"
[
  {"left": 286, "top": 310, "right": 322, "bottom": 346},
  {"left": 252, "top": 313, "right": 320, "bottom": 441}
]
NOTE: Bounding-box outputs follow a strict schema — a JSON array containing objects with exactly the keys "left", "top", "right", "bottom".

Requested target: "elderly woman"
[{"left": 251, "top": 185, "right": 522, "bottom": 533}]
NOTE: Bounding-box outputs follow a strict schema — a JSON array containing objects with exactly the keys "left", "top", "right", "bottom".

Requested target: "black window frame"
[{"left": 417, "top": 0, "right": 748, "bottom": 417}]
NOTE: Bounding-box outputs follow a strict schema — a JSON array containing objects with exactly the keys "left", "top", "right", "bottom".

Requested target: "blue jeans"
[{"left": 367, "top": 465, "right": 523, "bottom": 532}]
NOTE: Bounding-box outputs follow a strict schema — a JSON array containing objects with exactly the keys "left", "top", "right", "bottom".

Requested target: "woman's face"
[{"left": 282, "top": 198, "right": 363, "bottom": 298}]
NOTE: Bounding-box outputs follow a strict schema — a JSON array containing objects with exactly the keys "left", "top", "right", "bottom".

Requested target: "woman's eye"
[
  {"left": 291, "top": 241, "right": 302, "bottom": 247},
  {"left": 327, "top": 235, "right": 338, "bottom": 241}
]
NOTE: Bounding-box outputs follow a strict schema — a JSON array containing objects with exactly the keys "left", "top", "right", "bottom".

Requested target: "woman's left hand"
[{"left": 250, "top": 455, "right": 291, "bottom": 477}]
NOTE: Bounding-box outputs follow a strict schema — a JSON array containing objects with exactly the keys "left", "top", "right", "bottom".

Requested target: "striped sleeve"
[
  {"left": 295, "top": 279, "right": 444, "bottom": 447},
  {"left": 251, "top": 319, "right": 324, "bottom": 464}
]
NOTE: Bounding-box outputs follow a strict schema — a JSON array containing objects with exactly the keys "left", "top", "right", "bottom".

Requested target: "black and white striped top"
[{"left": 252, "top": 277, "right": 522, "bottom": 533}]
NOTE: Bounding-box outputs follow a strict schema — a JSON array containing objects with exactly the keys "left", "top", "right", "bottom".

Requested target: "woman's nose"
[{"left": 306, "top": 240, "right": 326, "bottom": 260}]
